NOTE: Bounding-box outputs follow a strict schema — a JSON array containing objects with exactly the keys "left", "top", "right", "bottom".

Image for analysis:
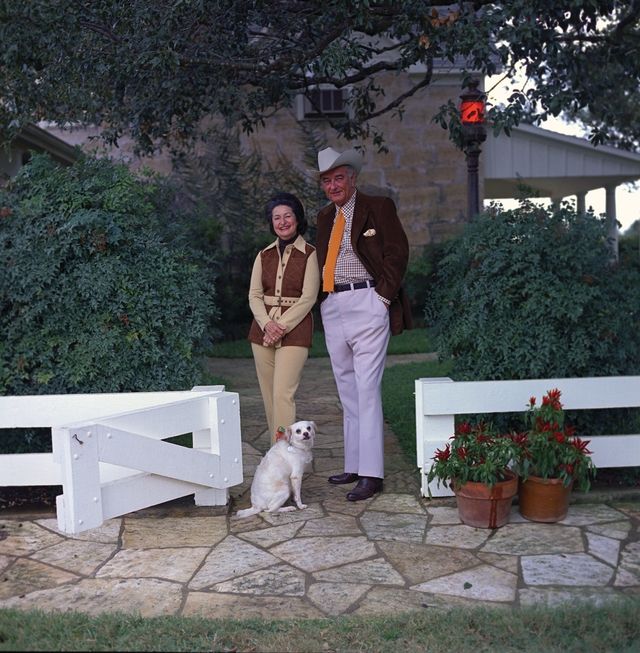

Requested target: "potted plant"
[
  {"left": 427, "top": 422, "right": 519, "bottom": 529},
  {"left": 510, "top": 388, "right": 597, "bottom": 522}
]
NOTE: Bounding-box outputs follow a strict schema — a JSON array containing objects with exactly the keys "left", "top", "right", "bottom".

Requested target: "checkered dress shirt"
[
  {"left": 325, "top": 191, "right": 389, "bottom": 305},
  {"left": 330, "top": 191, "right": 371, "bottom": 285}
]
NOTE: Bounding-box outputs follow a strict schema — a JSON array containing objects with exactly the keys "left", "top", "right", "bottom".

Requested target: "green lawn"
[
  {"left": 1, "top": 602, "right": 638, "bottom": 652},
  {"left": 382, "top": 358, "right": 454, "bottom": 465},
  {"left": 207, "top": 327, "right": 433, "bottom": 358}
]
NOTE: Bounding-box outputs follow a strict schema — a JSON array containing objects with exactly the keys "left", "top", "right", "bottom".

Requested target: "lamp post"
[{"left": 460, "top": 77, "right": 487, "bottom": 220}]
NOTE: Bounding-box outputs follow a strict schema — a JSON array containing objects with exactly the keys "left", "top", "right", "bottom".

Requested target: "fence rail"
[
  {"left": 0, "top": 386, "right": 243, "bottom": 533},
  {"left": 415, "top": 376, "right": 640, "bottom": 497}
]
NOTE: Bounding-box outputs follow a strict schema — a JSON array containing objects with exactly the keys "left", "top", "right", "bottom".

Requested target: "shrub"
[
  {"left": 0, "top": 153, "right": 217, "bottom": 398},
  {"left": 426, "top": 200, "right": 640, "bottom": 435},
  {"left": 402, "top": 242, "right": 447, "bottom": 328},
  {"left": 427, "top": 200, "right": 640, "bottom": 380}
]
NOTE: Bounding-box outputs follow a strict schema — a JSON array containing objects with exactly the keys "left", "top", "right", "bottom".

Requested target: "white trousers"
[{"left": 320, "top": 286, "right": 390, "bottom": 479}]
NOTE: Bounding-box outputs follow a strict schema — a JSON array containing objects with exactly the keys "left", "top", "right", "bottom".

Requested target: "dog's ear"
[
  {"left": 310, "top": 421, "right": 317, "bottom": 436},
  {"left": 284, "top": 426, "right": 293, "bottom": 442}
]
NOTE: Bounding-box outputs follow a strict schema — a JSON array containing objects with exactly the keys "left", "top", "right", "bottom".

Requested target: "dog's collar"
[{"left": 286, "top": 440, "right": 308, "bottom": 452}]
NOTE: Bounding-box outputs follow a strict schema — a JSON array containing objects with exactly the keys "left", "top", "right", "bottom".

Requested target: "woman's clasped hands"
[{"left": 263, "top": 320, "right": 286, "bottom": 346}]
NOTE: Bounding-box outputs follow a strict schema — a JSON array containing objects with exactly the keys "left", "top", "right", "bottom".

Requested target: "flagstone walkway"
[{"left": 1, "top": 355, "right": 639, "bottom": 619}]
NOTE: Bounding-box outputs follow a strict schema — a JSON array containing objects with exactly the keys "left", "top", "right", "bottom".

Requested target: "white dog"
[{"left": 233, "top": 421, "right": 316, "bottom": 519}]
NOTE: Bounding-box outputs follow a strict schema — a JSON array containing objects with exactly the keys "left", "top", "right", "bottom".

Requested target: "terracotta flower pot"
[
  {"left": 518, "top": 475, "right": 573, "bottom": 523},
  {"left": 453, "top": 469, "right": 518, "bottom": 529}
]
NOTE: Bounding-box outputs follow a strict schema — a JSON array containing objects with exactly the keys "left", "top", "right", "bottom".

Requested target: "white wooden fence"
[
  {"left": 0, "top": 386, "right": 243, "bottom": 533},
  {"left": 415, "top": 376, "right": 640, "bottom": 497}
]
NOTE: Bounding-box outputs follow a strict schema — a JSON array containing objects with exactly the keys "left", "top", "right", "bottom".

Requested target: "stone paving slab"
[{"left": 1, "top": 355, "right": 640, "bottom": 619}]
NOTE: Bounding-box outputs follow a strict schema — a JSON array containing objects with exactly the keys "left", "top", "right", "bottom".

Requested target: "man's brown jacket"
[{"left": 316, "top": 191, "right": 412, "bottom": 336}]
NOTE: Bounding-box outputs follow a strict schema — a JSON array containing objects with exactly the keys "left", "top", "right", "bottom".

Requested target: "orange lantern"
[{"left": 461, "top": 100, "right": 485, "bottom": 124}]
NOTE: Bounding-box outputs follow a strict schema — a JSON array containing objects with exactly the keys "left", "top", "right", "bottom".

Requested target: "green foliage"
[
  {"left": 0, "top": 428, "right": 50, "bottom": 455},
  {"left": 510, "top": 389, "right": 597, "bottom": 492},
  {"left": 619, "top": 227, "right": 640, "bottom": 262},
  {"left": 403, "top": 243, "right": 448, "bottom": 328},
  {"left": 2, "top": 2, "right": 640, "bottom": 153},
  {"left": 427, "top": 200, "right": 640, "bottom": 381},
  {"left": 0, "top": 153, "right": 216, "bottom": 398}
]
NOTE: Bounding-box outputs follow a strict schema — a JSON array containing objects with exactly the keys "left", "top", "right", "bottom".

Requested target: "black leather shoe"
[
  {"left": 328, "top": 472, "right": 360, "bottom": 485},
  {"left": 346, "top": 477, "right": 383, "bottom": 501}
]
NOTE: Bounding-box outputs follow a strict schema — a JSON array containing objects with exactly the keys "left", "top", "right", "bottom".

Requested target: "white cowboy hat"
[{"left": 309, "top": 147, "right": 363, "bottom": 176}]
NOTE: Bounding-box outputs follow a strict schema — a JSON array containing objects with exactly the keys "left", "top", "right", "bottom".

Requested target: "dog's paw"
[
  {"left": 233, "top": 506, "right": 261, "bottom": 520},
  {"left": 297, "top": 503, "right": 308, "bottom": 510}
]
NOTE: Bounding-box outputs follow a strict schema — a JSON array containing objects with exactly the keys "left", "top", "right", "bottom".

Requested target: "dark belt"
[{"left": 333, "top": 280, "right": 376, "bottom": 293}]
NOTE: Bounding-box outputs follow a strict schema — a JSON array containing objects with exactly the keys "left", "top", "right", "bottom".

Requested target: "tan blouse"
[{"left": 247, "top": 235, "right": 320, "bottom": 348}]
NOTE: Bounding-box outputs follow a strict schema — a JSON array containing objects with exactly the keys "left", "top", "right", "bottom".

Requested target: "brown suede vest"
[{"left": 248, "top": 242, "right": 315, "bottom": 348}]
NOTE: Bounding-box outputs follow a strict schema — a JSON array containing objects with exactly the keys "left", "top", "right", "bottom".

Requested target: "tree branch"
[
  {"left": 616, "top": 0, "right": 640, "bottom": 42},
  {"left": 357, "top": 57, "right": 434, "bottom": 121}
]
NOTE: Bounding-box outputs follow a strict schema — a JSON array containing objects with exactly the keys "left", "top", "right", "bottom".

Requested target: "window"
[{"left": 296, "top": 87, "right": 349, "bottom": 120}]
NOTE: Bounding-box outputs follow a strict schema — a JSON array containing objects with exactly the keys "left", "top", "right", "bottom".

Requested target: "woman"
[{"left": 248, "top": 192, "right": 320, "bottom": 445}]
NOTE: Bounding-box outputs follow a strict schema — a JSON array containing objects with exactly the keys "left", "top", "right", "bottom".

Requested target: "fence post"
[
  {"left": 52, "top": 426, "right": 104, "bottom": 534},
  {"left": 193, "top": 388, "right": 243, "bottom": 506},
  {"left": 416, "top": 377, "right": 456, "bottom": 497}
]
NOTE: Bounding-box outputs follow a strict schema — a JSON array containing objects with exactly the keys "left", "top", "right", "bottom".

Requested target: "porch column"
[
  {"left": 576, "top": 192, "right": 586, "bottom": 215},
  {"left": 605, "top": 184, "right": 619, "bottom": 259},
  {"left": 550, "top": 196, "right": 564, "bottom": 210}
]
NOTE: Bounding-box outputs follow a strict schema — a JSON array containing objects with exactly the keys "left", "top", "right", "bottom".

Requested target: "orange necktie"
[{"left": 323, "top": 208, "right": 345, "bottom": 292}]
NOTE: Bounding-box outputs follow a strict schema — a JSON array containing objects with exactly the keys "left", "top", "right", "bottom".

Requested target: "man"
[{"left": 313, "top": 146, "right": 412, "bottom": 501}]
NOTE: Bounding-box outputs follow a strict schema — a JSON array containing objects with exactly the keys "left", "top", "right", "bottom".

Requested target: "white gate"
[
  {"left": 0, "top": 386, "right": 243, "bottom": 533},
  {"left": 415, "top": 376, "right": 640, "bottom": 497}
]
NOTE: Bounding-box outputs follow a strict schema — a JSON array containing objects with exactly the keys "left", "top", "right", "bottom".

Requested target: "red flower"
[
  {"left": 455, "top": 422, "right": 472, "bottom": 435},
  {"left": 476, "top": 433, "right": 492, "bottom": 444},
  {"left": 571, "top": 437, "right": 593, "bottom": 455},
  {"left": 536, "top": 417, "right": 551, "bottom": 432},
  {"left": 560, "top": 463, "right": 574, "bottom": 476},
  {"left": 510, "top": 431, "right": 528, "bottom": 445},
  {"left": 549, "top": 389, "right": 563, "bottom": 410},
  {"left": 542, "top": 389, "right": 562, "bottom": 410},
  {"left": 432, "top": 444, "right": 451, "bottom": 462},
  {"left": 508, "top": 432, "right": 530, "bottom": 459}
]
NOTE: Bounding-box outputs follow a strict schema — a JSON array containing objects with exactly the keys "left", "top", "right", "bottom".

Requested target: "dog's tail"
[{"left": 232, "top": 505, "right": 262, "bottom": 520}]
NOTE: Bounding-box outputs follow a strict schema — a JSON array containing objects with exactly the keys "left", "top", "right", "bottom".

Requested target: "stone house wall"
[
  {"left": 237, "top": 71, "right": 480, "bottom": 255},
  {"left": 42, "top": 72, "right": 480, "bottom": 256}
]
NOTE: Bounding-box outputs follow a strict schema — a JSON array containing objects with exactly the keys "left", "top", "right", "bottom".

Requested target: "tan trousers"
[{"left": 251, "top": 343, "right": 309, "bottom": 445}]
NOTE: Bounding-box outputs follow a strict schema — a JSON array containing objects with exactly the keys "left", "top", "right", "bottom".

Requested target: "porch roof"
[{"left": 483, "top": 123, "right": 640, "bottom": 200}]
